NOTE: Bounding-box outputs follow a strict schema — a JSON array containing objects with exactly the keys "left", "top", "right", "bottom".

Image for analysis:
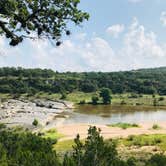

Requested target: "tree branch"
[{"left": 0, "top": 21, "right": 14, "bottom": 38}]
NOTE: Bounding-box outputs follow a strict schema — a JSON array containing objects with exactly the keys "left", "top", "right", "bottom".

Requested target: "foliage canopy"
[{"left": 0, "top": 0, "right": 89, "bottom": 46}]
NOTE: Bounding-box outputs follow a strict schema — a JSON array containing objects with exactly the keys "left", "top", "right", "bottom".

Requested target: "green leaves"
[
  {"left": 100, "top": 88, "right": 112, "bottom": 104},
  {"left": 0, "top": 0, "right": 89, "bottom": 46},
  {"left": 64, "top": 126, "right": 126, "bottom": 166}
]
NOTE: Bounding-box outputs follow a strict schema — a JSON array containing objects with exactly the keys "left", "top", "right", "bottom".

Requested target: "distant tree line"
[{"left": 0, "top": 67, "right": 166, "bottom": 95}]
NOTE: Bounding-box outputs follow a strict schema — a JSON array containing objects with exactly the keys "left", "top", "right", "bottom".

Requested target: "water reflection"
[{"left": 64, "top": 105, "right": 166, "bottom": 125}]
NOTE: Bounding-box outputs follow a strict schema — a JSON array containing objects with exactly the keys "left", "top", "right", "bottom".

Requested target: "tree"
[
  {"left": 63, "top": 126, "right": 130, "bottom": 166},
  {"left": 0, "top": 144, "right": 7, "bottom": 166},
  {"left": 80, "top": 81, "right": 97, "bottom": 93},
  {"left": 146, "top": 154, "right": 166, "bottom": 166},
  {"left": 0, "top": 128, "right": 60, "bottom": 166},
  {"left": 91, "top": 95, "right": 99, "bottom": 105},
  {"left": 0, "top": 0, "right": 89, "bottom": 46},
  {"left": 100, "top": 88, "right": 112, "bottom": 104},
  {"left": 60, "top": 92, "right": 67, "bottom": 100}
]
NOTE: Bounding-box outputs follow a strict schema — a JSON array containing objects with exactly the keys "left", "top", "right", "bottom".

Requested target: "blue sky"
[{"left": 1, "top": 0, "right": 166, "bottom": 72}]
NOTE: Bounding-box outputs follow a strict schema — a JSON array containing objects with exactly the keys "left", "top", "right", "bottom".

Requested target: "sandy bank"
[{"left": 57, "top": 122, "right": 166, "bottom": 141}]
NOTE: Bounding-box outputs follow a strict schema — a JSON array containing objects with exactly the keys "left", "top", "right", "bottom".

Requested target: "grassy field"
[
  {"left": 120, "top": 134, "right": 166, "bottom": 151},
  {"left": 55, "top": 134, "right": 166, "bottom": 153},
  {"left": 54, "top": 133, "right": 166, "bottom": 164},
  {"left": 1, "top": 92, "right": 166, "bottom": 107},
  {"left": 54, "top": 139, "right": 75, "bottom": 152},
  {"left": 34, "top": 92, "right": 166, "bottom": 107},
  {"left": 42, "top": 129, "right": 64, "bottom": 140},
  {"left": 108, "top": 123, "right": 140, "bottom": 129}
]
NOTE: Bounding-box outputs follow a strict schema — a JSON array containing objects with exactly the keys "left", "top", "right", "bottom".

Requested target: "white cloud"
[
  {"left": 25, "top": 37, "right": 119, "bottom": 72},
  {"left": 160, "top": 11, "right": 166, "bottom": 27},
  {"left": 1, "top": 17, "right": 166, "bottom": 72},
  {"left": 106, "top": 24, "right": 125, "bottom": 38},
  {"left": 120, "top": 18, "right": 166, "bottom": 69},
  {"left": 124, "top": 18, "right": 164, "bottom": 58}
]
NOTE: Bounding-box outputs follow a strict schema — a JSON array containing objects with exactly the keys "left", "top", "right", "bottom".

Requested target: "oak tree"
[{"left": 0, "top": 0, "right": 89, "bottom": 46}]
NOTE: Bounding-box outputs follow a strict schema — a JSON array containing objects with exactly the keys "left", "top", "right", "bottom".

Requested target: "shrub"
[
  {"left": 100, "top": 88, "right": 112, "bottom": 104},
  {"left": 60, "top": 92, "right": 67, "bottom": 100},
  {"left": 128, "top": 93, "right": 138, "bottom": 98},
  {"left": 109, "top": 123, "right": 139, "bottom": 130},
  {"left": 120, "top": 100, "right": 127, "bottom": 105},
  {"left": 153, "top": 98, "right": 158, "bottom": 106},
  {"left": 159, "top": 97, "right": 165, "bottom": 101},
  {"left": 79, "top": 100, "right": 86, "bottom": 104},
  {"left": 146, "top": 154, "right": 166, "bottom": 166},
  {"left": 152, "top": 124, "right": 161, "bottom": 130},
  {"left": 91, "top": 95, "right": 99, "bottom": 105},
  {"left": 32, "top": 119, "right": 38, "bottom": 127},
  {"left": 127, "top": 135, "right": 135, "bottom": 141},
  {"left": 0, "top": 128, "right": 60, "bottom": 165}
]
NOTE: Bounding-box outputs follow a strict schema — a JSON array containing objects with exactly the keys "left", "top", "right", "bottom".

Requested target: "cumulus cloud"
[
  {"left": 124, "top": 18, "right": 164, "bottom": 58},
  {"left": 106, "top": 24, "right": 125, "bottom": 38},
  {"left": 1, "top": 17, "right": 166, "bottom": 71},
  {"left": 120, "top": 18, "right": 166, "bottom": 69}
]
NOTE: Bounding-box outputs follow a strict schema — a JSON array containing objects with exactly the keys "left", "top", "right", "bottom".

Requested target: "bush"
[
  {"left": 60, "top": 92, "right": 67, "bottom": 100},
  {"left": 146, "top": 154, "right": 166, "bottom": 166},
  {"left": 100, "top": 88, "right": 112, "bottom": 104},
  {"left": 128, "top": 93, "right": 138, "bottom": 98},
  {"left": 152, "top": 124, "right": 161, "bottom": 130},
  {"left": 32, "top": 119, "right": 38, "bottom": 126},
  {"left": 153, "top": 98, "right": 158, "bottom": 106},
  {"left": 79, "top": 100, "right": 86, "bottom": 105},
  {"left": 0, "top": 128, "right": 60, "bottom": 166},
  {"left": 120, "top": 100, "right": 127, "bottom": 105},
  {"left": 91, "top": 95, "right": 99, "bottom": 105},
  {"left": 159, "top": 97, "right": 165, "bottom": 101},
  {"left": 108, "top": 123, "right": 139, "bottom": 130}
]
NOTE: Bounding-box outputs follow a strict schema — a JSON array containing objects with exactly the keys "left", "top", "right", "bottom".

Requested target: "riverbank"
[
  {"left": 22, "top": 92, "right": 166, "bottom": 107},
  {"left": 1, "top": 92, "right": 166, "bottom": 107},
  {"left": 0, "top": 99, "right": 73, "bottom": 130},
  {"left": 1, "top": 97, "right": 166, "bottom": 132},
  {"left": 56, "top": 122, "right": 166, "bottom": 141},
  {"left": 54, "top": 122, "right": 166, "bottom": 163}
]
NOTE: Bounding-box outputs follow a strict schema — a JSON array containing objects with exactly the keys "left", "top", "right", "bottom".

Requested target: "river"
[{"left": 63, "top": 105, "right": 166, "bottom": 125}]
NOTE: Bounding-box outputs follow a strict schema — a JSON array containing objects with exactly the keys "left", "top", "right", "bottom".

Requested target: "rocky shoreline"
[{"left": 0, "top": 99, "right": 73, "bottom": 130}]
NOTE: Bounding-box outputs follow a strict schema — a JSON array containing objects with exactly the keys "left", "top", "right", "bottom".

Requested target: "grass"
[
  {"left": 108, "top": 123, "right": 139, "bottom": 129},
  {"left": 120, "top": 134, "right": 166, "bottom": 151},
  {"left": 112, "top": 94, "right": 166, "bottom": 106},
  {"left": 54, "top": 139, "right": 86, "bottom": 154},
  {"left": 54, "top": 139, "right": 75, "bottom": 152},
  {"left": 43, "top": 129, "right": 64, "bottom": 140},
  {"left": 2, "top": 92, "right": 166, "bottom": 107},
  {"left": 54, "top": 133, "right": 166, "bottom": 153},
  {"left": 66, "top": 92, "right": 95, "bottom": 104},
  {"left": 58, "top": 92, "right": 166, "bottom": 106},
  {"left": 0, "top": 93, "right": 11, "bottom": 102}
]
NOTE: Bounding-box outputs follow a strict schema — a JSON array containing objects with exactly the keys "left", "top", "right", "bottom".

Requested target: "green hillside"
[{"left": 0, "top": 67, "right": 166, "bottom": 95}]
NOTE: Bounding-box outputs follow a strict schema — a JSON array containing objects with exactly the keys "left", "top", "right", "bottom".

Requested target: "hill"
[{"left": 0, "top": 67, "right": 166, "bottom": 95}]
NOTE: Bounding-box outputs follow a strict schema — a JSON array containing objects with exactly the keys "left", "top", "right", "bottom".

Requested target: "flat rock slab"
[{"left": 0, "top": 99, "right": 70, "bottom": 129}]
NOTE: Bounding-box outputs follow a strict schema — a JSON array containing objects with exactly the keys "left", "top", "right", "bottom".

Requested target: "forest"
[{"left": 0, "top": 67, "right": 166, "bottom": 95}]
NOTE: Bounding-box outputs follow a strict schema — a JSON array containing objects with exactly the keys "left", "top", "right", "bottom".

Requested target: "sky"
[{"left": 1, "top": 0, "right": 166, "bottom": 72}]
